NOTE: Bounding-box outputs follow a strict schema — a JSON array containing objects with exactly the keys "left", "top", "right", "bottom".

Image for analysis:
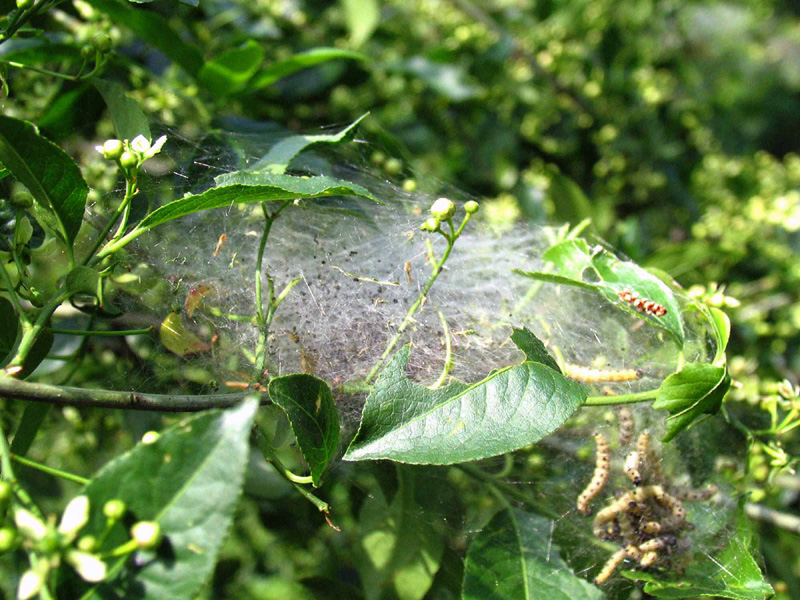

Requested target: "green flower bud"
[
  {"left": 91, "top": 33, "right": 113, "bottom": 54},
  {"left": 141, "top": 431, "right": 159, "bottom": 444},
  {"left": 80, "top": 45, "right": 94, "bottom": 60},
  {"left": 420, "top": 217, "right": 440, "bottom": 232},
  {"left": 103, "top": 499, "right": 126, "bottom": 520},
  {"left": 101, "top": 139, "right": 124, "bottom": 160},
  {"left": 131, "top": 521, "right": 161, "bottom": 549},
  {"left": 9, "top": 191, "right": 33, "bottom": 209},
  {"left": 0, "top": 528, "right": 16, "bottom": 553},
  {"left": 384, "top": 157, "right": 403, "bottom": 175},
  {"left": 0, "top": 480, "right": 12, "bottom": 502},
  {"left": 464, "top": 200, "right": 479, "bottom": 214},
  {"left": 430, "top": 197, "right": 455, "bottom": 220},
  {"left": 119, "top": 151, "right": 138, "bottom": 169},
  {"left": 402, "top": 179, "right": 418, "bottom": 192},
  {"left": 77, "top": 535, "right": 98, "bottom": 552}
]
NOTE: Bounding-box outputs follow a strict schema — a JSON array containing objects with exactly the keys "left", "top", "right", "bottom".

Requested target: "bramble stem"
[{"left": 365, "top": 212, "right": 474, "bottom": 384}]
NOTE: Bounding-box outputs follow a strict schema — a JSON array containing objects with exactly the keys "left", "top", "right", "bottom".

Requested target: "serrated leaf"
[
  {"left": 249, "top": 47, "right": 369, "bottom": 89},
  {"left": 217, "top": 114, "right": 368, "bottom": 179},
  {"left": 344, "top": 345, "right": 587, "bottom": 464},
  {"left": 86, "top": 0, "right": 203, "bottom": 75},
  {"left": 341, "top": 0, "right": 380, "bottom": 47},
  {"left": 357, "top": 468, "right": 444, "bottom": 600},
  {"left": 0, "top": 297, "right": 20, "bottom": 366},
  {"left": 0, "top": 116, "right": 88, "bottom": 249},
  {"left": 463, "top": 508, "right": 603, "bottom": 600},
  {"left": 136, "top": 175, "right": 378, "bottom": 234},
  {"left": 653, "top": 363, "right": 731, "bottom": 442},
  {"left": 93, "top": 79, "right": 151, "bottom": 142},
  {"left": 509, "top": 327, "right": 560, "bottom": 372},
  {"left": 622, "top": 507, "right": 772, "bottom": 599},
  {"left": 267, "top": 374, "right": 339, "bottom": 486},
  {"left": 199, "top": 40, "right": 265, "bottom": 97},
  {"left": 79, "top": 399, "right": 258, "bottom": 600}
]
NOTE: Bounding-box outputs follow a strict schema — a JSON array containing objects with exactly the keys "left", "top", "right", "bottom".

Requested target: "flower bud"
[
  {"left": 131, "top": 521, "right": 161, "bottom": 549},
  {"left": 67, "top": 551, "right": 107, "bottom": 583},
  {"left": 103, "top": 499, "right": 126, "bottom": 520},
  {"left": 77, "top": 535, "right": 98, "bottom": 552},
  {"left": 141, "top": 431, "right": 159, "bottom": 444},
  {"left": 0, "top": 480, "right": 12, "bottom": 502},
  {"left": 119, "top": 151, "right": 138, "bottom": 169},
  {"left": 0, "top": 527, "right": 16, "bottom": 553},
  {"left": 464, "top": 200, "right": 480, "bottom": 214},
  {"left": 80, "top": 45, "right": 94, "bottom": 60},
  {"left": 420, "top": 217, "right": 440, "bottom": 232},
  {"left": 91, "top": 33, "right": 113, "bottom": 54},
  {"left": 14, "top": 508, "right": 47, "bottom": 541},
  {"left": 101, "top": 139, "right": 124, "bottom": 160},
  {"left": 58, "top": 496, "right": 90, "bottom": 538},
  {"left": 17, "top": 570, "right": 43, "bottom": 600},
  {"left": 430, "top": 198, "right": 455, "bottom": 220}
]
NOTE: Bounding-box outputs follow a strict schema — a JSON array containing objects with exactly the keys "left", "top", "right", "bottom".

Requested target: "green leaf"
[
  {"left": 622, "top": 508, "right": 772, "bottom": 599},
  {"left": 0, "top": 296, "right": 19, "bottom": 366},
  {"left": 357, "top": 468, "right": 444, "bottom": 600},
  {"left": 17, "top": 328, "right": 54, "bottom": 380},
  {"left": 198, "top": 40, "right": 265, "bottom": 97},
  {"left": 463, "top": 508, "right": 604, "bottom": 600},
  {"left": 519, "top": 238, "right": 685, "bottom": 347},
  {"left": 135, "top": 175, "right": 378, "bottom": 233},
  {"left": 341, "top": 0, "right": 380, "bottom": 47},
  {"left": 343, "top": 345, "right": 587, "bottom": 464},
  {"left": 93, "top": 79, "right": 151, "bottom": 142},
  {"left": 509, "top": 327, "right": 561, "bottom": 372},
  {"left": 708, "top": 307, "right": 731, "bottom": 366},
  {"left": 65, "top": 266, "right": 101, "bottom": 297},
  {"left": 653, "top": 363, "right": 731, "bottom": 442},
  {"left": 86, "top": 0, "right": 203, "bottom": 76},
  {"left": 80, "top": 399, "right": 258, "bottom": 600},
  {"left": 10, "top": 403, "right": 51, "bottom": 456},
  {"left": 216, "top": 114, "right": 368, "bottom": 179},
  {"left": 249, "top": 47, "right": 369, "bottom": 89},
  {"left": 0, "top": 116, "right": 88, "bottom": 249},
  {"left": 267, "top": 374, "right": 340, "bottom": 486}
]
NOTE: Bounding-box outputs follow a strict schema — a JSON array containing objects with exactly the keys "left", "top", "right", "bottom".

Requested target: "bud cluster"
[{"left": 95, "top": 135, "right": 168, "bottom": 175}]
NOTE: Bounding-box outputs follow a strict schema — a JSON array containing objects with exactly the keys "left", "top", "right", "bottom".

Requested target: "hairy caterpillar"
[
  {"left": 577, "top": 432, "right": 611, "bottom": 514},
  {"left": 565, "top": 364, "right": 641, "bottom": 383},
  {"left": 618, "top": 407, "right": 634, "bottom": 446},
  {"left": 617, "top": 289, "right": 667, "bottom": 317}
]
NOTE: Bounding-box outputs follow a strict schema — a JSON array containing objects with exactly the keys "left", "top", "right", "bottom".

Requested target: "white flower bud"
[
  {"left": 67, "top": 551, "right": 107, "bottom": 583},
  {"left": 58, "top": 496, "right": 90, "bottom": 539},
  {"left": 430, "top": 197, "right": 456, "bottom": 220},
  {"left": 131, "top": 521, "right": 161, "bottom": 549},
  {"left": 14, "top": 508, "right": 47, "bottom": 541}
]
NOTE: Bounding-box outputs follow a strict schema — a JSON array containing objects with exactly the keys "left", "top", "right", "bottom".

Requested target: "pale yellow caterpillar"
[
  {"left": 565, "top": 364, "right": 641, "bottom": 384},
  {"left": 650, "top": 485, "right": 686, "bottom": 528},
  {"left": 624, "top": 451, "right": 643, "bottom": 485},
  {"left": 577, "top": 432, "right": 611, "bottom": 514},
  {"left": 595, "top": 547, "right": 629, "bottom": 584},
  {"left": 636, "top": 431, "right": 665, "bottom": 485},
  {"left": 669, "top": 484, "right": 718, "bottom": 502},
  {"left": 618, "top": 407, "right": 634, "bottom": 446},
  {"left": 639, "top": 550, "right": 659, "bottom": 567}
]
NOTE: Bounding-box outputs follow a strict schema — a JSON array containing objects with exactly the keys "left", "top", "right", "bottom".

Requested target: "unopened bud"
[
  {"left": 0, "top": 528, "right": 16, "bottom": 553},
  {"left": 67, "top": 551, "right": 107, "bottom": 583},
  {"left": 141, "top": 431, "right": 159, "bottom": 444},
  {"left": 103, "top": 499, "right": 126, "bottom": 520},
  {"left": 420, "top": 217, "right": 440, "bottom": 232},
  {"left": 101, "top": 139, "right": 123, "bottom": 160},
  {"left": 0, "top": 481, "right": 12, "bottom": 502},
  {"left": 58, "top": 496, "right": 90, "bottom": 538},
  {"left": 131, "top": 521, "right": 161, "bottom": 549},
  {"left": 119, "top": 151, "right": 138, "bottom": 169},
  {"left": 430, "top": 197, "right": 455, "bottom": 220},
  {"left": 91, "top": 33, "right": 113, "bottom": 54},
  {"left": 464, "top": 200, "right": 480, "bottom": 214}
]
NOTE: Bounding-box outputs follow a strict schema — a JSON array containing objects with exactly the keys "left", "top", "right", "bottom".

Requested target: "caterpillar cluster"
[
  {"left": 576, "top": 429, "right": 719, "bottom": 584},
  {"left": 617, "top": 289, "right": 667, "bottom": 317},
  {"left": 565, "top": 364, "right": 641, "bottom": 384}
]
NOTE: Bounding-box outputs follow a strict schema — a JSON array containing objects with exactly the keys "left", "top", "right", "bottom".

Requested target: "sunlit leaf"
[{"left": 341, "top": 0, "right": 380, "bottom": 47}]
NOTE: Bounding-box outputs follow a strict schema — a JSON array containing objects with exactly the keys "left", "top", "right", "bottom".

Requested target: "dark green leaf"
[
  {"left": 80, "top": 398, "right": 258, "bottom": 600},
  {"left": 0, "top": 116, "right": 88, "bottom": 249},
  {"left": 17, "top": 328, "right": 54, "bottom": 380},
  {"left": 0, "top": 296, "right": 19, "bottom": 366},
  {"left": 136, "top": 175, "right": 378, "bottom": 233},
  {"left": 653, "top": 364, "right": 731, "bottom": 442},
  {"left": 249, "top": 47, "right": 369, "bottom": 89},
  {"left": 65, "top": 266, "right": 101, "bottom": 297},
  {"left": 509, "top": 327, "right": 561, "bottom": 372},
  {"left": 10, "top": 403, "right": 51, "bottom": 456},
  {"left": 0, "top": 40, "right": 79, "bottom": 65},
  {"left": 341, "top": 0, "right": 380, "bottom": 47},
  {"left": 198, "top": 40, "right": 265, "bottom": 97},
  {"left": 357, "top": 468, "right": 444, "bottom": 600},
  {"left": 622, "top": 508, "right": 772, "bottom": 599},
  {"left": 216, "top": 114, "right": 368, "bottom": 179},
  {"left": 93, "top": 79, "right": 151, "bottom": 142},
  {"left": 463, "top": 508, "right": 603, "bottom": 600},
  {"left": 343, "top": 345, "right": 587, "bottom": 464},
  {"left": 86, "top": 0, "right": 203, "bottom": 76},
  {"left": 268, "top": 374, "right": 339, "bottom": 486}
]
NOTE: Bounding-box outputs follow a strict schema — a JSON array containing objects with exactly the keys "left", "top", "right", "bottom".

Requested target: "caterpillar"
[
  {"left": 565, "top": 364, "right": 641, "bottom": 383},
  {"left": 577, "top": 432, "right": 611, "bottom": 514},
  {"left": 617, "top": 289, "right": 667, "bottom": 317},
  {"left": 618, "top": 407, "right": 634, "bottom": 446},
  {"left": 595, "top": 547, "right": 629, "bottom": 584},
  {"left": 669, "top": 484, "right": 718, "bottom": 502},
  {"left": 624, "top": 451, "right": 643, "bottom": 485},
  {"left": 636, "top": 431, "right": 665, "bottom": 485},
  {"left": 650, "top": 486, "right": 687, "bottom": 528}
]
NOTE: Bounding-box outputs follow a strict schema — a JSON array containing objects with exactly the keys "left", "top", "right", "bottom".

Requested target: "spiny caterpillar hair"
[
  {"left": 565, "top": 364, "right": 641, "bottom": 383},
  {"left": 618, "top": 289, "right": 667, "bottom": 317},
  {"left": 576, "top": 432, "right": 611, "bottom": 514}
]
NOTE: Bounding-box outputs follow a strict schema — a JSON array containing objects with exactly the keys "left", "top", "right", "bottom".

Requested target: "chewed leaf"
[
  {"left": 268, "top": 374, "right": 339, "bottom": 486},
  {"left": 463, "top": 508, "right": 604, "bottom": 600},
  {"left": 343, "top": 345, "right": 586, "bottom": 464},
  {"left": 653, "top": 363, "right": 730, "bottom": 442},
  {"left": 519, "top": 239, "right": 685, "bottom": 348},
  {"left": 510, "top": 327, "right": 561, "bottom": 373},
  {"left": 159, "top": 312, "right": 211, "bottom": 355}
]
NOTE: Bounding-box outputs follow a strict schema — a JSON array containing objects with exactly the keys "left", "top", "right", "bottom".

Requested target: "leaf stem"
[
  {"left": 10, "top": 453, "right": 88, "bottom": 485},
  {"left": 46, "top": 326, "right": 153, "bottom": 337},
  {"left": 583, "top": 389, "right": 658, "bottom": 406},
  {"left": 365, "top": 212, "right": 473, "bottom": 384},
  {"left": 430, "top": 308, "right": 453, "bottom": 389},
  {"left": 253, "top": 426, "right": 313, "bottom": 485},
  {"left": 7, "top": 288, "right": 70, "bottom": 372},
  {"left": 85, "top": 177, "right": 137, "bottom": 266}
]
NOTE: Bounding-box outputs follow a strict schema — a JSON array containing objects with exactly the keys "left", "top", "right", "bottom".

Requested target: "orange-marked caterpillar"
[
  {"left": 565, "top": 364, "right": 641, "bottom": 384},
  {"left": 617, "top": 289, "right": 667, "bottom": 317},
  {"left": 577, "top": 432, "right": 611, "bottom": 514}
]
